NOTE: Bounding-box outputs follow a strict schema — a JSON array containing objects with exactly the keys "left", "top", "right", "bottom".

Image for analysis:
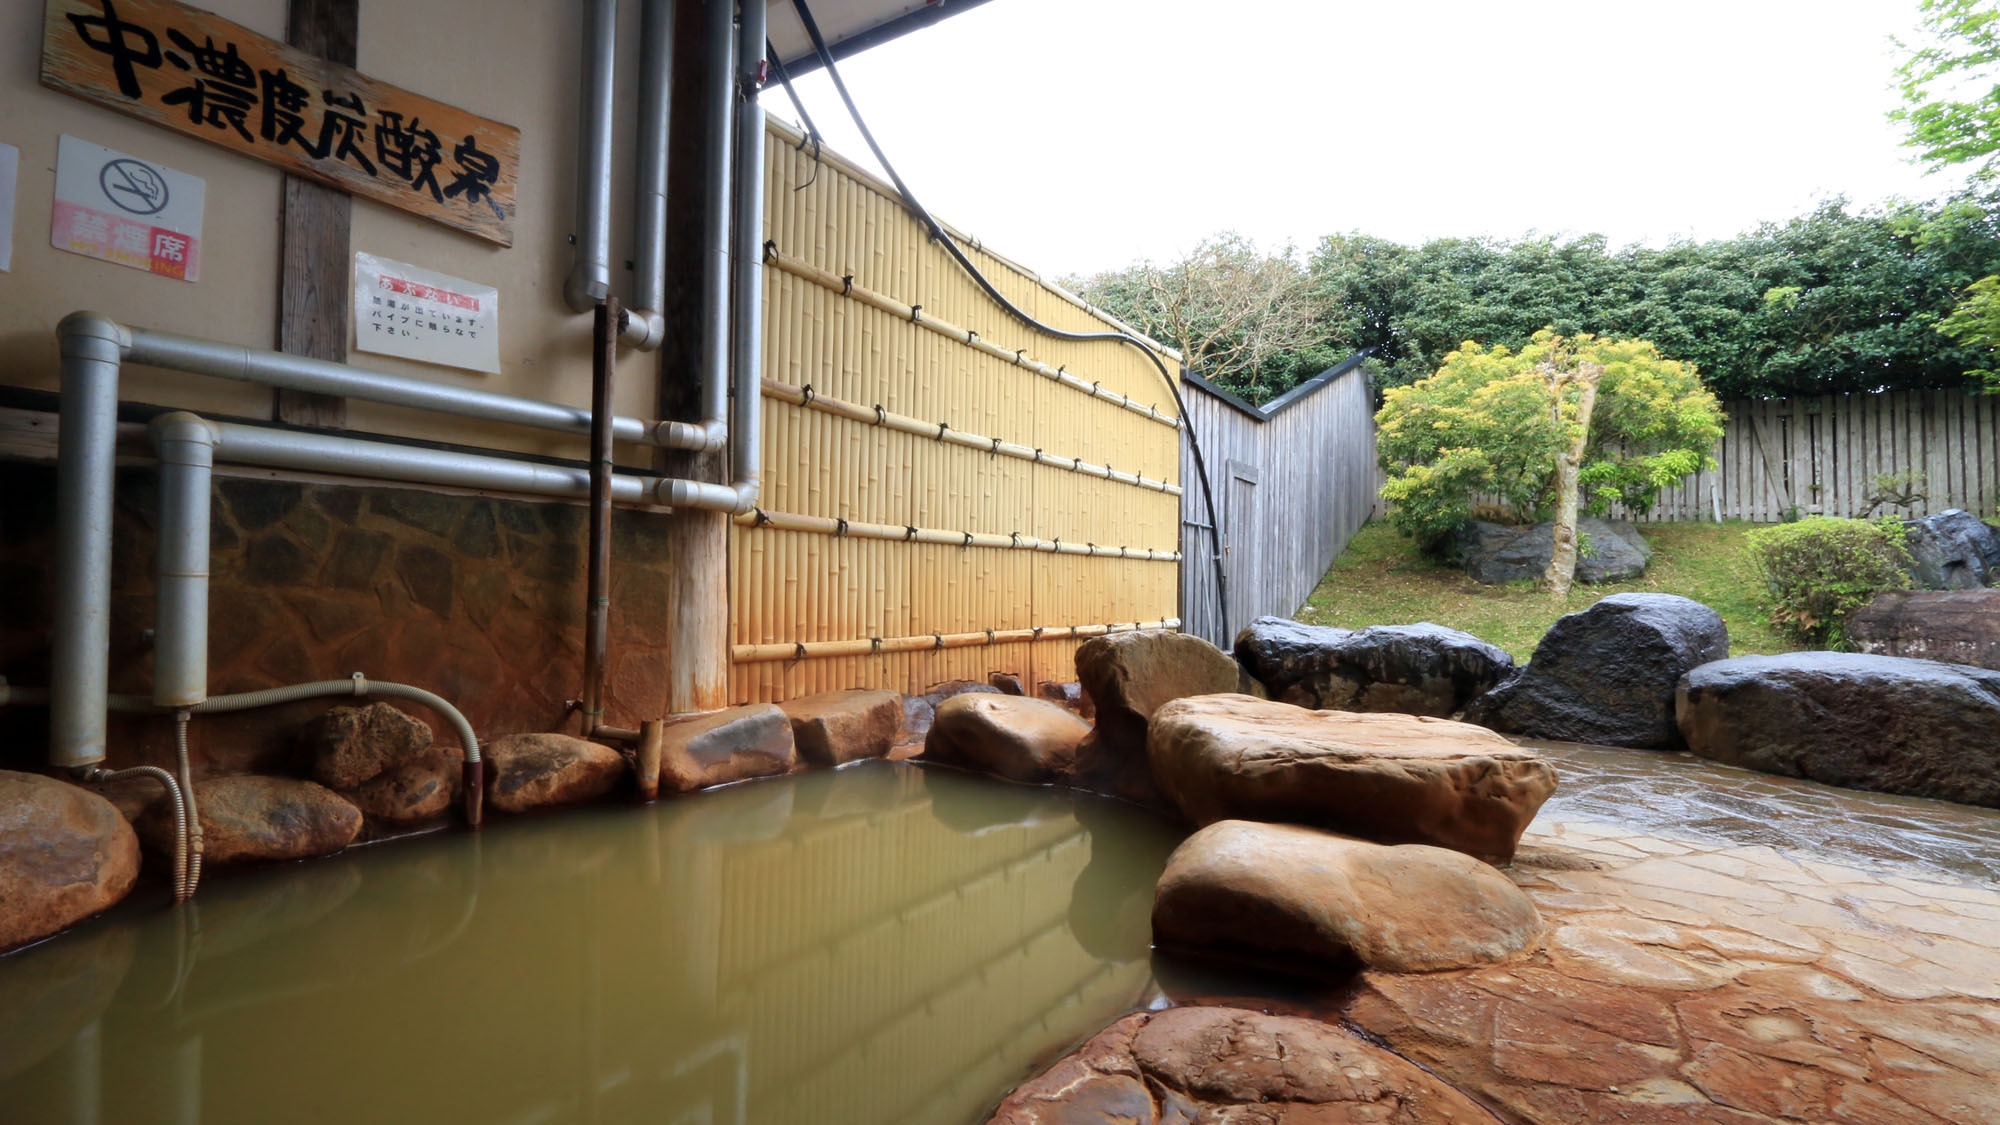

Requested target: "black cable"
[
  {"left": 765, "top": 39, "right": 824, "bottom": 189},
  {"left": 787, "top": 0, "right": 1232, "bottom": 637}
]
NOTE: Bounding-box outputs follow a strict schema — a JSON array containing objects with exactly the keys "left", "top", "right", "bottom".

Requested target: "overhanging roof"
[{"left": 766, "top": 0, "right": 995, "bottom": 75}]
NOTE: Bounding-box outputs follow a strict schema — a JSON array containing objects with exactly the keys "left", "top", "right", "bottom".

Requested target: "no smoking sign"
[{"left": 52, "top": 135, "right": 205, "bottom": 281}]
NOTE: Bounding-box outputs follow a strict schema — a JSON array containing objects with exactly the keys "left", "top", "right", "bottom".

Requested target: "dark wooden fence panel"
[{"left": 1179, "top": 357, "right": 1381, "bottom": 647}]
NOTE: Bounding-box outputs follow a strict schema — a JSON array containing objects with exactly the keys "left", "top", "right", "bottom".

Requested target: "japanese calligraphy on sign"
[
  {"left": 41, "top": 0, "right": 519, "bottom": 246},
  {"left": 353, "top": 251, "right": 499, "bottom": 373},
  {"left": 52, "top": 134, "right": 205, "bottom": 280}
]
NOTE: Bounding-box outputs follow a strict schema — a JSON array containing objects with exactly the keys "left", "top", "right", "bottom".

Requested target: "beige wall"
[
  {"left": 0, "top": 0, "right": 658, "bottom": 464},
  {"left": 1, "top": 0, "right": 1187, "bottom": 704}
]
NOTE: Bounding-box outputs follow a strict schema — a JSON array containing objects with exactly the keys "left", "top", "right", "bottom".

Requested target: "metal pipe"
[
  {"left": 52, "top": 312, "right": 129, "bottom": 770},
  {"left": 625, "top": 0, "right": 675, "bottom": 348},
  {"left": 582, "top": 299, "right": 619, "bottom": 734},
  {"left": 173, "top": 710, "right": 203, "bottom": 898},
  {"left": 565, "top": 0, "right": 619, "bottom": 313},
  {"left": 88, "top": 764, "right": 189, "bottom": 901},
  {"left": 697, "top": 0, "right": 734, "bottom": 433},
  {"left": 128, "top": 326, "right": 665, "bottom": 444},
  {"left": 730, "top": 0, "right": 766, "bottom": 507},
  {"left": 208, "top": 421, "right": 652, "bottom": 502},
  {"left": 149, "top": 414, "right": 216, "bottom": 707}
]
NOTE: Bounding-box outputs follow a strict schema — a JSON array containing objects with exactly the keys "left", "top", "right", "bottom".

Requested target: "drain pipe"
[
  {"left": 50, "top": 313, "right": 127, "bottom": 772},
  {"left": 150, "top": 414, "right": 216, "bottom": 709},
  {"left": 728, "top": 0, "right": 766, "bottom": 510},
  {"left": 581, "top": 298, "right": 619, "bottom": 735},
  {"left": 565, "top": 0, "right": 619, "bottom": 313},
  {"left": 624, "top": 0, "right": 674, "bottom": 349}
]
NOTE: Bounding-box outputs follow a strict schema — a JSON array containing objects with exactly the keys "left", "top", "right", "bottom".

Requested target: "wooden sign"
[{"left": 41, "top": 0, "right": 519, "bottom": 246}]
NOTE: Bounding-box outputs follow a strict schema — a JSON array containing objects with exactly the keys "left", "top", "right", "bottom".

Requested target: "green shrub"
[{"left": 1745, "top": 518, "right": 1913, "bottom": 648}]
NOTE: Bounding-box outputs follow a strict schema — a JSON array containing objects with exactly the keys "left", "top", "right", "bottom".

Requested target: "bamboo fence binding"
[
  {"left": 732, "top": 506, "right": 1180, "bottom": 560},
  {"left": 760, "top": 377, "right": 1181, "bottom": 494},
  {"left": 733, "top": 620, "right": 1183, "bottom": 664},
  {"left": 762, "top": 244, "right": 1182, "bottom": 430}
]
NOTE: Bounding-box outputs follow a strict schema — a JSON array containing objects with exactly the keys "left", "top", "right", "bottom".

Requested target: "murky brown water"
[{"left": 0, "top": 762, "right": 1181, "bottom": 1125}]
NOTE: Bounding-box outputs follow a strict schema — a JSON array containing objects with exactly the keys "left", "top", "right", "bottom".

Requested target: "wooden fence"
[
  {"left": 1632, "top": 390, "right": 2000, "bottom": 522},
  {"left": 1179, "top": 357, "right": 1381, "bottom": 648}
]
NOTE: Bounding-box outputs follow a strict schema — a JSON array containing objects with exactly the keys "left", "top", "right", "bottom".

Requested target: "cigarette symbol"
[{"left": 99, "top": 158, "right": 169, "bottom": 216}]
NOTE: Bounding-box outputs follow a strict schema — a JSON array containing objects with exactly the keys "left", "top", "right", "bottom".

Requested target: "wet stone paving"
[{"left": 1339, "top": 741, "right": 2000, "bottom": 1124}]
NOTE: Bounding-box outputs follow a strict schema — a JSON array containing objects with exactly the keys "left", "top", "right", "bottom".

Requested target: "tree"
[
  {"left": 1071, "top": 233, "right": 1334, "bottom": 403},
  {"left": 1895, "top": 1, "right": 2000, "bottom": 390},
  {"left": 1376, "top": 331, "right": 1724, "bottom": 592},
  {"left": 1894, "top": 0, "right": 2000, "bottom": 178}
]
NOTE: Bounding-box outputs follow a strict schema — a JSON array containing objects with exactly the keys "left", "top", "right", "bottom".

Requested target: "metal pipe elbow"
[
  {"left": 563, "top": 264, "right": 612, "bottom": 315},
  {"left": 656, "top": 477, "right": 760, "bottom": 514},
  {"left": 147, "top": 411, "right": 218, "bottom": 460},
  {"left": 648, "top": 418, "right": 728, "bottom": 452},
  {"left": 621, "top": 308, "right": 666, "bottom": 350},
  {"left": 57, "top": 312, "right": 131, "bottom": 358}
]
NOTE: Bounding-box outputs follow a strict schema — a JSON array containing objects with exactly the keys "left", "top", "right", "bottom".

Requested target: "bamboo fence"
[{"left": 733, "top": 119, "right": 1183, "bottom": 701}]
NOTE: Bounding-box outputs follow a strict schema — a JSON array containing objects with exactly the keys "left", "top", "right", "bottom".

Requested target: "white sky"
[{"left": 773, "top": 0, "right": 1969, "bottom": 278}]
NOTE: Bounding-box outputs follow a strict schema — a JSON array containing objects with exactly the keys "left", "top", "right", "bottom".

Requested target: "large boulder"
[
  {"left": 142, "top": 776, "right": 362, "bottom": 864},
  {"left": 1849, "top": 589, "right": 2000, "bottom": 671},
  {"left": 898, "top": 680, "right": 1002, "bottom": 741},
  {"left": 484, "top": 733, "right": 626, "bottom": 812},
  {"left": 1148, "top": 694, "right": 1556, "bottom": 862},
  {"left": 303, "top": 702, "right": 458, "bottom": 824},
  {"left": 1453, "top": 516, "right": 1652, "bottom": 585},
  {"left": 305, "top": 701, "right": 432, "bottom": 790},
  {"left": 1152, "top": 820, "right": 1542, "bottom": 975},
  {"left": 923, "top": 694, "right": 1091, "bottom": 784},
  {"left": 985, "top": 1007, "right": 1496, "bottom": 1125},
  {"left": 1072, "top": 631, "right": 1243, "bottom": 808},
  {"left": 1902, "top": 508, "right": 2000, "bottom": 589},
  {"left": 0, "top": 771, "right": 141, "bottom": 951},
  {"left": 656, "top": 704, "right": 797, "bottom": 793},
  {"left": 1234, "top": 616, "right": 1514, "bottom": 717},
  {"left": 348, "top": 749, "right": 461, "bottom": 824},
  {"left": 1465, "top": 593, "right": 1729, "bottom": 749},
  {"left": 778, "top": 689, "right": 902, "bottom": 767},
  {"left": 1677, "top": 652, "right": 2000, "bottom": 807}
]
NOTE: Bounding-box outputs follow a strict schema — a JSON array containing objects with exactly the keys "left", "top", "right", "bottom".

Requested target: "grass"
[{"left": 1296, "top": 520, "right": 1795, "bottom": 661}]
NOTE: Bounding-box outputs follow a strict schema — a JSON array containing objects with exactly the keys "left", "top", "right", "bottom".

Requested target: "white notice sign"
[
  {"left": 0, "top": 141, "right": 17, "bottom": 272},
  {"left": 353, "top": 252, "right": 500, "bottom": 374},
  {"left": 51, "top": 135, "right": 205, "bottom": 281}
]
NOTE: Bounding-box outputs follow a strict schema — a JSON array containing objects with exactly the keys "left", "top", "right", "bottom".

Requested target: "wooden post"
[
  {"left": 660, "top": 0, "right": 730, "bottom": 713},
  {"left": 274, "top": 0, "right": 355, "bottom": 428}
]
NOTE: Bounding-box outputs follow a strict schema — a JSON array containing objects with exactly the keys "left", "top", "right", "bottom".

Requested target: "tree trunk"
[{"left": 1543, "top": 363, "right": 1604, "bottom": 597}]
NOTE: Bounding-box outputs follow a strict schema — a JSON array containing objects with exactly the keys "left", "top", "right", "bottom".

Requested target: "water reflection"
[
  {"left": 0, "top": 763, "right": 1180, "bottom": 1125},
  {"left": 1527, "top": 741, "right": 2000, "bottom": 883}
]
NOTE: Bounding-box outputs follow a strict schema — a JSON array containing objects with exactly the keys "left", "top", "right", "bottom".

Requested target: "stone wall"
[{"left": 0, "top": 462, "right": 673, "bottom": 777}]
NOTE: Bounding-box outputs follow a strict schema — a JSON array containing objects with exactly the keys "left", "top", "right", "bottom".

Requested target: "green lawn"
[{"left": 1296, "top": 520, "right": 1794, "bottom": 661}]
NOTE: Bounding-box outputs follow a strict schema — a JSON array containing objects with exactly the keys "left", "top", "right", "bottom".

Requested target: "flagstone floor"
[{"left": 1342, "top": 742, "right": 2000, "bottom": 1124}]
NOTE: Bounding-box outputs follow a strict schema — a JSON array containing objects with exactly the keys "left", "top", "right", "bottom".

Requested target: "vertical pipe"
[
  {"left": 150, "top": 413, "right": 216, "bottom": 707},
  {"left": 583, "top": 298, "right": 619, "bottom": 734},
  {"left": 564, "top": 0, "right": 618, "bottom": 313},
  {"left": 635, "top": 718, "right": 663, "bottom": 800},
  {"left": 625, "top": 0, "right": 675, "bottom": 348},
  {"left": 699, "top": 0, "right": 735, "bottom": 430},
  {"left": 51, "top": 312, "right": 127, "bottom": 770},
  {"left": 731, "top": 0, "right": 766, "bottom": 494}
]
